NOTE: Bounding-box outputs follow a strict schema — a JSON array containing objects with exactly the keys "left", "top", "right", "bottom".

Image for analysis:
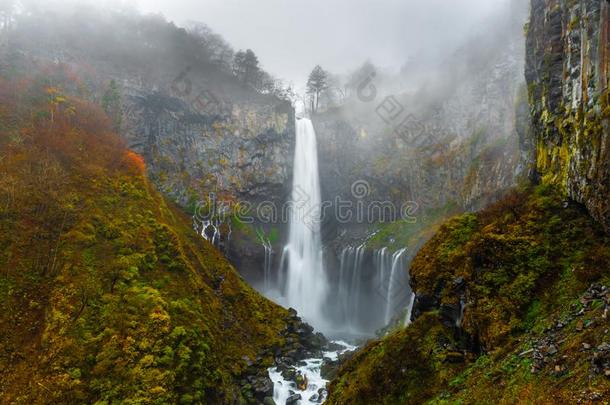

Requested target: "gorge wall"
[
  {"left": 312, "top": 4, "right": 528, "bottom": 255},
  {"left": 3, "top": 6, "right": 296, "bottom": 281},
  {"left": 327, "top": 2, "right": 610, "bottom": 403},
  {"left": 526, "top": 0, "right": 610, "bottom": 232}
]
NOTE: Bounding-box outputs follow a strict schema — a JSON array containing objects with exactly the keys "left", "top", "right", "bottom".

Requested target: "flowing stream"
[{"left": 268, "top": 341, "right": 356, "bottom": 404}]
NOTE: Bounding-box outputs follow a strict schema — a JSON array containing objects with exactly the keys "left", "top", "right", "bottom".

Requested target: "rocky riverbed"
[
  {"left": 268, "top": 340, "right": 356, "bottom": 404},
  {"left": 238, "top": 308, "right": 357, "bottom": 404}
]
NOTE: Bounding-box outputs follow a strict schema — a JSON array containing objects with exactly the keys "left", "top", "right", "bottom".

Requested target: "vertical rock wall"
[{"left": 526, "top": 0, "right": 610, "bottom": 232}]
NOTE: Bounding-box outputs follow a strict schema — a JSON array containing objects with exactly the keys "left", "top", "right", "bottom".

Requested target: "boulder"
[{"left": 286, "top": 393, "right": 302, "bottom": 405}]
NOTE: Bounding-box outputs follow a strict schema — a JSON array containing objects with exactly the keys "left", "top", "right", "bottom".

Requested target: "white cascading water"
[
  {"left": 336, "top": 245, "right": 366, "bottom": 331},
  {"left": 262, "top": 239, "right": 273, "bottom": 291},
  {"left": 281, "top": 118, "right": 328, "bottom": 328},
  {"left": 336, "top": 248, "right": 351, "bottom": 327},
  {"left": 334, "top": 246, "right": 414, "bottom": 334},
  {"left": 405, "top": 292, "right": 416, "bottom": 326},
  {"left": 385, "top": 248, "right": 408, "bottom": 324}
]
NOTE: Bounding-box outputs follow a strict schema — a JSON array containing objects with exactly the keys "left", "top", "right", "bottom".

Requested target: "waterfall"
[
  {"left": 333, "top": 245, "right": 413, "bottom": 334},
  {"left": 405, "top": 292, "right": 415, "bottom": 326},
  {"left": 337, "top": 248, "right": 352, "bottom": 323},
  {"left": 349, "top": 245, "right": 365, "bottom": 327},
  {"left": 384, "top": 248, "right": 407, "bottom": 325},
  {"left": 199, "top": 219, "right": 221, "bottom": 247},
  {"left": 376, "top": 247, "right": 389, "bottom": 289},
  {"left": 281, "top": 118, "right": 328, "bottom": 329},
  {"left": 376, "top": 247, "right": 390, "bottom": 303},
  {"left": 456, "top": 298, "right": 465, "bottom": 327},
  {"left": 262, "top": 240, "right": 273, "bottom": 291}
]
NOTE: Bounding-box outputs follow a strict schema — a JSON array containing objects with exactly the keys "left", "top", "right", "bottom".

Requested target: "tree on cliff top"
[
  {"left": 233, "top": 49, "right": 262, "bottom": 89},
  {"left": 306, "top": 65, "right": 328, "bottom": 113}
]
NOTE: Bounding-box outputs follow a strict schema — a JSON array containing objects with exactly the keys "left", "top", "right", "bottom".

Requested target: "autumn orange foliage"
[
  {"left": 0, "top": 71, "right": 290, "bottom": 404},
  {"left": 124, "top": 150, "right": 146, "bottom": 174}
]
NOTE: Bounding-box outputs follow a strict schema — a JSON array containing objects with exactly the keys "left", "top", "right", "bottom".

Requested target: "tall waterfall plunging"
[
  {"left": 261, "top": 118, "right": 416, "bottom": 337},
  {"left": 279, "top": 118, "right": 328, "bottom": 329}
]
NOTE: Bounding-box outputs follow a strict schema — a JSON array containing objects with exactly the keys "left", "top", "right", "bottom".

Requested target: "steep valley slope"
[{"left": 0, "top": 76, "right": 307, "bottom": 404}]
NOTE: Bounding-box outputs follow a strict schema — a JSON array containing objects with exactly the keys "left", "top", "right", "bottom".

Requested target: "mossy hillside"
[
  {"left": 328, "top": 185, "right": 610, "bottom": 404},
  {"left": 427, "top": 286, "right": 610, "bottom": 404},
  {"left": 0, "top": 78, "right": 288, "bottom": 403},
  {"left": 411, "top": 185, "right": 609, "bottom": 350},
  {"left": 326, "top": 313, "right": 460, "bottom": 405},
  {"left": 366, "top": 202, "right": 461, "bottom": 251}
]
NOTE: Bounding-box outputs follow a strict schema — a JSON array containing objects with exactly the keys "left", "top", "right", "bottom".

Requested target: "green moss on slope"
[
  {"left": 328, "top": 185, "right": 610, "bottom": 404},
  {"left": 0, "top": 78, "right": 287, "bottom": 403}
]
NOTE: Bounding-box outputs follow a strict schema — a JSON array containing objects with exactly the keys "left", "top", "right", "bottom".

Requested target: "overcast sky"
[{"left": 128, "top": 0, "right": 508, "bottom": 85}]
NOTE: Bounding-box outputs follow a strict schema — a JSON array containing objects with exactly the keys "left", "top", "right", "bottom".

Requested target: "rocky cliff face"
[
  {"left": 123, "top": 82, "right": 294, "bottom": 211},
  {"left": 313, "top": 10, "right": 527, "bottom": 249},
  {"left": 5, "top": 7, "right": 296, "bottom": 282},
  {"left": 526, "top": 0, "right": 610, "bottom": 232},
  {"left": 121, "top": 83, "right": 294, "bottom": 283}
]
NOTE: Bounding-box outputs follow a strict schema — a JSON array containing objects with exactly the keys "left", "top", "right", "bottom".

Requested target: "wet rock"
[
  {"left": 296, "top": 324, "right": 314, "bottom": 336},
  {"left": 320, "top": 359, "right": 340, "bottom": 381},
  {"left": 251, "top": 376, "right": 274, "bottom": 400},
  {"left": 453, "top": 276, "right": 466, "bottom": 287},
  {"left": 411, "top": 294, "right": 438, "bottom": 320},
  {"left": 309, "top": 388, "right": 327, "bottom": 403},
  {"left": 279, "top": 356, "right": 295, "bottom": 366},
  {"left": 263, "top": 397, "right": 276, "bottom": 405},
  {"left": 326, "top": 341, "right": 345, "bottom": 352},
  {"left": 281, "top": 367, "right": 296, "bottom": 381},
  {"left": 440, "top": 303, "right": 462, "bottom": 328},
  {"left": 286, "top": 393, "right": 302, "bottom": 405},
  {"left": 321, "top": 349, "right": 356, "bottom": 381}
]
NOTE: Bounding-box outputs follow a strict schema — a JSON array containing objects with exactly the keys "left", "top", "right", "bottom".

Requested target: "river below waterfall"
[{"left": 268, "top": 341, "right": 356, "bottom": 404}]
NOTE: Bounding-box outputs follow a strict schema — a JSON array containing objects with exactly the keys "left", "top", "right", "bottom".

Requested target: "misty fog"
[
  {"left": 6, "top": 0, "right": 606, "bottom": 403},
  {"left": 17, "top": 0, "right": 514, "bottom": 87}
]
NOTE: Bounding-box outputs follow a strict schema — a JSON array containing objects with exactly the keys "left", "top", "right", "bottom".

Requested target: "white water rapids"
[{"left": 268, "top": 341, "right": 356, "bottom": 404}]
